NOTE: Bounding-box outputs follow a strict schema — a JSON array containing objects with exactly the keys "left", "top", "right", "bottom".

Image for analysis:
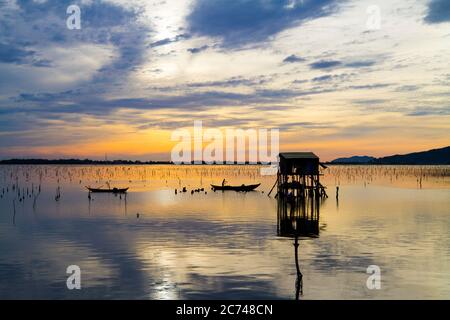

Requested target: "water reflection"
[
  {"left": 277, "top": 196, "right": 321, "bottom": 239},
  {"left": 1, "top": 165, "right": 450, "bottom": 299},
  {"left": 277, "top": 195, "right": 323, "bottom": 299}
]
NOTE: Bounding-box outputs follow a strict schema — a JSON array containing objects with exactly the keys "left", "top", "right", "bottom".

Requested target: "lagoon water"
[{"left": 0, "top": 165, "right": 449, "bottom": 299}]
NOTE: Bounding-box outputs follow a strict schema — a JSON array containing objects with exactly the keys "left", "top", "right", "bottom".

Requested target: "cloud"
[
  {"left": 8, "top": 85, "right": 340, "bottom": 125},
  {"left": 309, "top": 60, "right": 342, "bottom": 69},
  {"left": 187, "top": 0, "right": 343, "bottom": 47},
  {"left": 348, "top": 83, "right": 391, "bottom": 90},
  {"left": 0, "top": 41, "right": 52, "bottom": 67},
  {"left": 292, "top": 79, "right": 308, "bottom": 84},
  {"left": 280, "top": 121, "right": 335, "bottom": 130},
  {"left": 0, "top": 42, "right": 35, "bottom": 64},
  {"left": 353, "top": 99, "right": 387, "bottom": 105},
  {"left": 0, "top": 0, "right": 448, "bottom": 158},
  {"left": 424, "top": 0, "right": 450, "bottom": 23},
  {"left": 345, "top": 60, "right": 376, "bottom": 68},
  {"left": 311, "top": 72, "right": 355, "bottom": 83},
  {"left": 309, "top": 59, "right": 376, "bottom": 70},
  {"left": 312, "top": 75, "right": 333, "bottom": 82},
  {"left": 149, "top": 34, "right": 191, "bottom": 48},
  {"left": 406, "top": 106, "right": 450, "bottom": 116},
  {"left": 187, "top": 45, "right": 209, "bottom": 54},
  {"left": 282, "top": 54, "right": 305, "bottom": 63},
  {"left": 31, "top": 59, "right": 53, "bottom": 68},
  {"left": 395, "top": 85, "right": 420, "bottom": 92},
  {"left": 187, "top": 76, "right": 269, "bottom": 88},
  {"left": 0, "top": 0, "right": 151, "bottom": 83}
]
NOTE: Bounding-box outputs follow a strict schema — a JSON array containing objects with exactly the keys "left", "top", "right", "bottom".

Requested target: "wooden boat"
[
  {"left": 86, "top": 186, "right": 129, "bottom": 194},
  {"left": 211, "top": 183, "right": 260, "bottom": 192}
]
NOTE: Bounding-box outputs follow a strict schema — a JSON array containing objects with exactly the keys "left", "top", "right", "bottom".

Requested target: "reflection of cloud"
[
  {"left": 307, "top": 240, "right": 377, "bottom": 273},
  {"left": 0, "top": 227, "right": 120, "bottom": 298},
  {"left": 179, "top": 274, "right": 279, "bottom": 299}
]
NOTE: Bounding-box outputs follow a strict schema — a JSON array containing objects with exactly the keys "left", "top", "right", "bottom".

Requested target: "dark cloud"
[
  {"left": 309, "top": 59, "right": 376, "bottom": 70},
  {"left": 424, "top": 0, "right": 450, "bottom": 23},
  {"left": 292, "top": 79, "right": 308, "bottom": 84},
  {"left": 0, "top": 43, "right": 35, "bottom": 64},
  {"left": 353, "top": 99, "right": 387, "bottom": 105},
  {"left": 407, "top": 106, "right": 450, "bottom": 117},
  {"left": 187, "top": 45, "right": 209, "bottom": 54},
  {"left": 1, "top": 0, "right": 150, "bottom": 78},
  {"left": 187, "top": 76, "right": 269, "bottom": 88},
  {"left": 282, "top": 54, "right": 305, "bottom": 63},
  {"left": 149, "top": 34, "right": 191, "bottom": 48},
  {"left": 395, "top": 85, "right": 420, "bottom": 92},
  {"left": 9, "top": 85, "right": 338, "bottom": 122},
  {"left": 348, "top": 83, "right": 391, "bottom": 90},
  {"left": 0, "top": 41, "right": 51, "bottom": 67},
  {"left": 309, "top": 60, "right": 342, "bottom": 69},
  {"left": 312, "top": 74, "right": 333, "bottom": 82},
  {"left": 311, "top": 72, "right": 355, "bottom": 83},
  {"left": 280, "top": 121, "right": 335, "bottom": 130},
  {"left": 345, "top": 60, "right": 376, "bottom": 68},
  {"left": 187, "top": 0, "right": 343, "bottom": 47},
  {"left": 312, "top": 75, "right": 333, "bottom": 82},
  {"left": 31, "top": 59, "right": 53, "bottom": 68}
]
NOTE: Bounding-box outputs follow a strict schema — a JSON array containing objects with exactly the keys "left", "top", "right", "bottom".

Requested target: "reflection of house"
[
  {"left": 277, "top": 196, "right": 320, "bottom": 238},
  {"left": 278, "top": 152, "right": 327, "bottom": 199},
  {"left": 276, "top": 195, "right": 323, "bottom": 300}
]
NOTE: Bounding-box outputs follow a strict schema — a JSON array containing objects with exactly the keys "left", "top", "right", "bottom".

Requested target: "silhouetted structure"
[{"left": 277, "top": 152, "right": 328, "bottom": 199}]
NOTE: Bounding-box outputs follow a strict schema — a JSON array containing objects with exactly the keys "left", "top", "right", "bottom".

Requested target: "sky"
[{"left": 0, "top": 0, "right": 449, "bottom": 161}]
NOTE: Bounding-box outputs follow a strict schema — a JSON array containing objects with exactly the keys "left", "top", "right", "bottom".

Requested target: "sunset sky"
[{"left": 0, "top": 0, "right": 449, "bottom": 161}]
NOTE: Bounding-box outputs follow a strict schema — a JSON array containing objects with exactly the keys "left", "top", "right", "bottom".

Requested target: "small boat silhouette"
[
  {"left": 86, "top": 186, "right": 129, "bottom": 193},
  {"left": 211, "top": 183, "right": 260, "bottom": 192}
]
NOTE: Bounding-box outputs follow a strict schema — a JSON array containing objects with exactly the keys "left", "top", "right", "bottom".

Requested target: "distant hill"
[
  {"left": 330, "top": 146, "right": 450, "bottom": 165},
  {"left": 374, "top": 146, "right": 450, "bottom": 165},
  {"left": 331, "top": 156, "right": 376, "bottom": 164}
]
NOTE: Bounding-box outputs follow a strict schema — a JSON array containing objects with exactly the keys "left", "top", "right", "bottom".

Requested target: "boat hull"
[
  {"left": 86, "top": 187, "right": 129, "bottom": 194},
  {"left": 211, "top": 183, "right": 260, "bottom": 192}
]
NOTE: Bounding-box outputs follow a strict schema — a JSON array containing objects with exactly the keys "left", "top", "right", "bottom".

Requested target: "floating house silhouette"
[{"left": 277, "top": 152, "right": 327, "bottom": 199}]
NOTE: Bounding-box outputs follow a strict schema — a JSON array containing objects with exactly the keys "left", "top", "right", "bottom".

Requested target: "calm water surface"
[{"left": 0, "top": 165, "right": 449, "bottom": 299}]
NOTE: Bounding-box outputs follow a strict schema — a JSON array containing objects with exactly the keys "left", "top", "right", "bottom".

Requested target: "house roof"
[{"left": 279, "top": 152, "right": 319, "bottom": 159}]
